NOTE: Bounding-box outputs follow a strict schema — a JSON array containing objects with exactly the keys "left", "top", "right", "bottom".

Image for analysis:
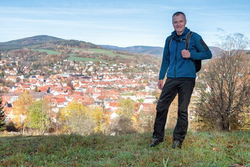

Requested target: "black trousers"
[{"left": 153, "top": 78, "right": 195, "bottom": 142}]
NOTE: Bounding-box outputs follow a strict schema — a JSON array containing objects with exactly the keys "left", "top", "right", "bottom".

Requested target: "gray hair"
[{"left": 172, "top": 11, "right": 186, "bottom": 20}]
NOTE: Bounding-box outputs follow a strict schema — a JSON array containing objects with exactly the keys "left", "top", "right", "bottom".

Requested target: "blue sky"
[{"left": 1, "top": 0, "right": 250, "bottom": 48}]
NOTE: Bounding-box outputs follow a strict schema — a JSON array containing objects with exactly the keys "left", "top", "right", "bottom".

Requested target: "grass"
[
  {"left": 68, "top": 56, "right": 104, "bottom": 62},
  {"left": 34, "top": 49, "right": 61, "bottom": 55},
  {"left": 0, "top": 130, "right": 250, "bottom": 167},
  {"left": 88, "top": 49, "right": 132, "bottom": 58},
  {"left": 72, "top": 48, "right": 132, "bottom": 59},
  {"left": 34, "top": 48, "right": 132, "bottom": 62}
]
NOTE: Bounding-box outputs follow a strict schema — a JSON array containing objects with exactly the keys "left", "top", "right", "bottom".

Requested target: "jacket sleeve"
[
  {"left": 190, "top": 33, "right": 212, "bottom": 60},
  {"left": 159, "top": 37, "right": 170, "bottom": 80}
]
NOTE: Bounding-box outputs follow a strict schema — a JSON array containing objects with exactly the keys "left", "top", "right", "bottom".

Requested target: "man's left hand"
[{"left": 181, "top": 49, "right": 190, "bottom": 58}]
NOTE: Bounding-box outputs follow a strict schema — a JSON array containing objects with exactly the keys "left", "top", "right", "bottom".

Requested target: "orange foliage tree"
[{"left": 12, "top": 90, "right": 34, "bottom": 133}]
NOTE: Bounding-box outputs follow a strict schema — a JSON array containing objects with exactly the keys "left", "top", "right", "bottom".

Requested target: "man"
[{"left": 150, "top": 11, "right": 212, "bottom": 148}]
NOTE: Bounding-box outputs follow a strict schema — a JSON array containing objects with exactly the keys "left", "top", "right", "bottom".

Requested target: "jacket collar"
[{"left": 171, "top": 27, "right": 190, "bottom": 40}]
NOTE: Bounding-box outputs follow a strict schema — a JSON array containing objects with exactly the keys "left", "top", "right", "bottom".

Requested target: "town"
[{"left": 0, "top": 41, "right": 165, "bottom": 135}]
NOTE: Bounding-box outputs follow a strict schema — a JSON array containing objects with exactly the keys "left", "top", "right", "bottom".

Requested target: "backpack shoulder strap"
[
  {"left": 186, "top": 31, "right": 202, "bottom": 72},
  {"left": 167, "top": 35, "right": 174, "bottom": 54},
  {"left": 168, "top": 35, "right": 174, "bottom": 48},
  {"left": 185, "top": 31, "right": 194, "bottom": 50}
]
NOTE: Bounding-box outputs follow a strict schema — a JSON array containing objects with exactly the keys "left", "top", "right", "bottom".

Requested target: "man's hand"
[
  {"left": 181, "top": 49, "right": 190, "bottom": 58},
  {"left": 158, "top": 80, "right": 164, "bottom": 90}
]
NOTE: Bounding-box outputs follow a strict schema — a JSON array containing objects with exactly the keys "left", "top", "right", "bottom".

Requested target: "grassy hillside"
[
  {"left": 34, "top": 48, "right": 134, "bottom": 62},
  {"left": 0, "top": 35, "right": 63, "bottom": 51},
  {"left": 71, "top": 48, "right": 133, "bottom": 58},
  {"left": 87, "top": 49, "right": 132, "bottom": 58},
  {"left": 0, "top": 130, "right": 249, "bottom": 166},
  {"left": 68, "top": 56, "right": 104, "bottom": 62},
  {"left": 34, "top": 49, "right": 61, "bottom": 55}
]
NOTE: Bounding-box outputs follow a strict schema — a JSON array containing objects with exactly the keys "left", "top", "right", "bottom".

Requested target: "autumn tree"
[
  {"left": 0, "top": 97, "right": 6, "bottom": 131},
  {"left": 110, "top": 98, "right": 137, "bottom": 135},
  {"left": 110, "top": 115, "right": 137, "bottom": 136},
  {"left": 88, "top": 106, "right": 105, "bottom": 134},
  {"left": 67, "top": 81, "right": 75, "bottom": 91},
  {"left": 238, "top": 105, "right": 250, "bottom": 130},
  {"left": 12, "top": 91, "right": 34, "bottom": 133},
  {"left": 57, "top": 100, "right": 95, "bottom": 135},
  {"left": 26, "top": 98, "right": 51, "bottom": 133},
  {"left": 118, "top": 98, "right": 136, "bottom": 118},
  {"left": 196, "top": 33, "right": 250, "bottom": 131}
]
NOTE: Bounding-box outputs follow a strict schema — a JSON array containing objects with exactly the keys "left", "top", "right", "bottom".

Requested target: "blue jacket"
[{"left": 159, "top": 27, "right": 212, "bottom": 80}]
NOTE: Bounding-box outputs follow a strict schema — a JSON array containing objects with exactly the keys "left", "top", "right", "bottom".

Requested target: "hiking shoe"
[
  {"left": 172, "top": 140, "right": 182, "bottom": 149},
  {"left": 149, "top": 138, "right": 163, "bottom": 147}
]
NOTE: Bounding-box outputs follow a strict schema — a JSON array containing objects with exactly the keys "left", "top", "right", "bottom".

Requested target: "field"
[
  {"left": 34, "top": 49, "right": 61, "bottom": 55},
  {"left": 87, "top": 49, "right": 132, "bottom": 58},
  {"left": 0, "top": 130, "right": 249, "bottom": 166},
  {"left": 34, "top": 48, "right": 133, "bottom": 62},
  {"left": 68, "top": 56, "right": 104, "bottom": 62},
  {"left": 71, "top": 48, "right": 132, "bottom": 58}
]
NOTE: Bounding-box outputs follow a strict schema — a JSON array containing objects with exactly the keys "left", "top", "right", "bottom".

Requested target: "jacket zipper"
[{"left": 174, "top": 42, "right": 179, "bottom": 78}]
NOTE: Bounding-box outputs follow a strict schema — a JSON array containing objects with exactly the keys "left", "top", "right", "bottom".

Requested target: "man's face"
[{"left": 172, "top": 14, "right": 186, "bottom": 35}]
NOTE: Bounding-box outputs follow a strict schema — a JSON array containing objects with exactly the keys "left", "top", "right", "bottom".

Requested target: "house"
[
  {"left": 9, "top": 70, "right": 17, "bottom": 76},
  {"left": 50, "top": 97, "right": 68, "bottom": 113},
  {"left": 6, "top": 76, "right": 19, "bottom": 82},
  {"left": 0, "top": 93, "right": 19, "bottom": 104},
  {"left": 145, "top": 82, "right": 158, "bottom": 92},
  {"left": 50, "top": 86, "right": 70, "bottom": 96},
  {"left": 143, "top": 95, "right": 157, "bottom": 104},
  {"left": 135, "top": 92, "right": 148, "bottom": 99},
  {"left": 0, "top": 86, "right": 10, "bottom": 93},
  {"left": 105, "top": 102, "right": 119, "bottom": 112},
  {"left": 80, "top": 94, "right": 95, "bottom": 105},
  {"left": 20, "top": 84, "right": 31, "bottom": 91}
]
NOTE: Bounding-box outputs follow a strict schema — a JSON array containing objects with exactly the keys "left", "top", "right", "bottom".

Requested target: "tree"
[
  {"left": 57, "top": 100, "right": 95, "bottom": 135},
  {"left": 238, "top": 105, "right": 250, "bottom": 130},
  {"left": 137, "top": 98, "right": 144, "bottom": 103},
  {"left": 196, "top": 33, "right": 250, "bottom": 131},
  {"left": 16, "top": 77, "right": 21, "bottom": 83},
  {"left": 0, "top": 97, "right": 6, "bottom": 131},
  {"left": 12, "top": 91, "right": 34, "bottom": 133},
  {"left": 118, "top": 98, "right": 136, "bottom": 118},
  {"left": 26, "top": 98, "right": 51, "bottom": 133},
  {"left": 34, "top": 86, "right": 38, "bottom": 92},
  {"left": 110, "top": 115, "right": 137, "bottom": 136},
  {"left": 88, "top": 106, "right": 104, "bottom": 134},
  {"left": 67, "top": 81, "right": 75, "bottom": 91},
  {"left": 112, "top": 98, "right": 137, "bottom": 135}
]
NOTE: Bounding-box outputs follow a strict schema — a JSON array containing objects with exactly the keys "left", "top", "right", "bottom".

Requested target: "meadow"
[
  {"left": 0, "top": 130, "right": 249, "bottom": 167},
  {"left": 71, "top": 48, "right": 132, "bottom": 58},
  {"left": 34, "top": 48, "right": 133, "bottom": 62},
  {"left": 68, "top": 56, "right": 104, "bottom": 62},
  {"left": 86, "top": 49, "right": 132, "bottom": 58},
  {"left": 34, "top": 49, "right": 61, "bottom": 55}
]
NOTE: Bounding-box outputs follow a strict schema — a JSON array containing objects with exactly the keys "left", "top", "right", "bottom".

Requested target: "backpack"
[{"left": 168, "top": 31, "right": 201, "bottom": 73}]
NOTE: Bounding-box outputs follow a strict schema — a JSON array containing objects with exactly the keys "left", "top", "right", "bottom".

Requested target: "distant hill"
[
  {"left": 101, "top": 45, "right": 164, "bottom": 57},
  {"left": 0, "top": 35, "right": 63, "bottom": 51},
  {"left": 0, "top": 35, "right": 98, "bottom": 51},
  {"left": 101, "top": 45, "right": 222, "bottom": 57}
]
